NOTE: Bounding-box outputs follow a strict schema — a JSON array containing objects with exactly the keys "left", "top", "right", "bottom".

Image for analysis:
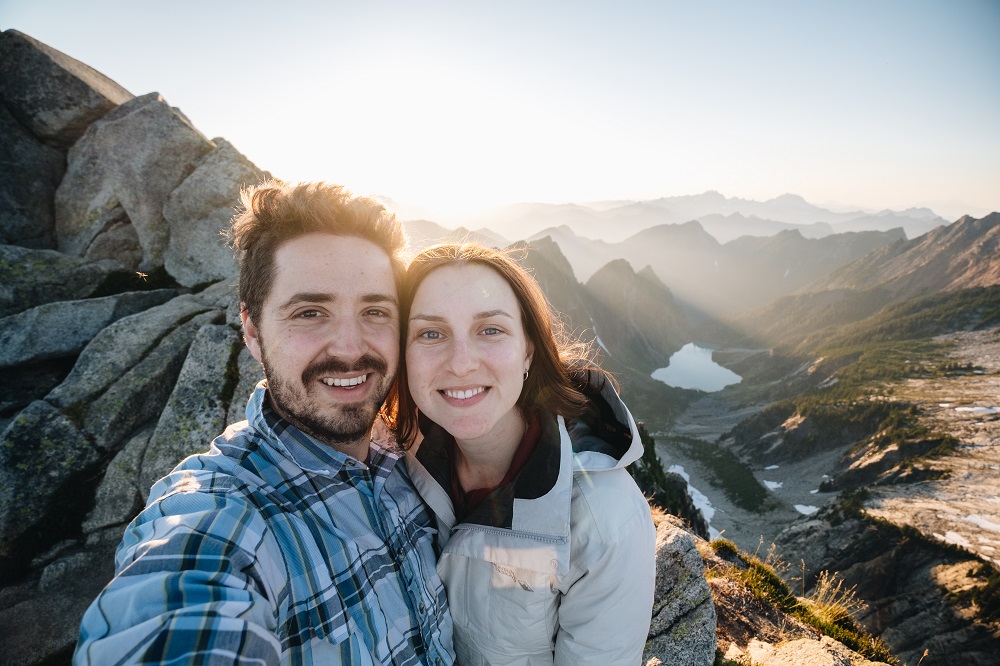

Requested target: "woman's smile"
[{"left": 440, "top": 386, "right": 488, "bottom": 401}]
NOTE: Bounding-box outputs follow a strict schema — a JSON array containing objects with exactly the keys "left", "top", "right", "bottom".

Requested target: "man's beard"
[{"left": 261, "top": 350, "right": 393, "bottom": 447}]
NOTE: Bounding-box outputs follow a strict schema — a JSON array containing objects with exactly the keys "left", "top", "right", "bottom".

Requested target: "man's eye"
[
  {"left": 366, "top": 308, "right": 390, "bottom": 318},
  {"left": 296, "top": 309, "right": 322, "bottom": 318}
]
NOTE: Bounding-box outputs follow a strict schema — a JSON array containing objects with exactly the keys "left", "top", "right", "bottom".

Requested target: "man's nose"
[{"left": 325, "top": 317, "right": 367, "bottom": 359}]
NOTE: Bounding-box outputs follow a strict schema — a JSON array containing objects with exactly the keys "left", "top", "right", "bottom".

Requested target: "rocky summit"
[{"left": 1, "top": 28, "right": 972, "bottom": 666}]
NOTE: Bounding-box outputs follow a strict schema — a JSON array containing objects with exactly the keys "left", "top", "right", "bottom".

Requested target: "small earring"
[{"left": 523, "top": 369, "right": 529, "bottom": 381}]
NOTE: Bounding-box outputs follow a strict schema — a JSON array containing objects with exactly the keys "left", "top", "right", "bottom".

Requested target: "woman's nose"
[{"left": 447, "top": 338, "right": 478, "bottom": 375}]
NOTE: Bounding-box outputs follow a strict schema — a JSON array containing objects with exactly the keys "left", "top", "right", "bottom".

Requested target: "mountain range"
[
  {"left": 446, "top": 191, "right": 949, "bottom": 244},
  {"left": 1, "top": 27, "right": 998, "bottom": 666}
]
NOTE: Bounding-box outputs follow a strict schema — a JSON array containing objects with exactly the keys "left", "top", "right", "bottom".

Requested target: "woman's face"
[{"left": 406, "top": 263, "right": 534, "bottom": 447}]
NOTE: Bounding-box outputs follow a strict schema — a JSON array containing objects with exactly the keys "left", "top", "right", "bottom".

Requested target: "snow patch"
[
  {"left": 935, "top": 531, "right": 973, "bottom": 548},
  {"left": 810, "top": 489, "right": 819, "bottom": 494},
  {"left": 589, "top": 317, "right": 611, "bottom": 356},
  {"left": 955, "top": 406, "right": 999, "bottom": 414},
  {"left": 763, "top": 480, "right": 783, "bottom": 490},
  {"left": 668, "top": 464, "right": 717, "bottom": 533},
  {"left": 795, "top": 505, "right": 820, "bottom": 516},
  {"left": 765, "top": 465, "right": 780, "bottom": 470},
  {"left": 965, "top": 515, "right": 1000, "bottom": 533}
]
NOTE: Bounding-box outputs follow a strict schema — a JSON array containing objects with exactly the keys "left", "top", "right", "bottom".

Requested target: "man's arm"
[{"left": 75, "top": 482, "right": 284, "bottom": 665}]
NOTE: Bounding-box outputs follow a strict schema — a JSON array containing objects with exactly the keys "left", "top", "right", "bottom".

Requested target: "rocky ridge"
[{"left": 0, "top": 28, "right": 922, "bottom": 666}]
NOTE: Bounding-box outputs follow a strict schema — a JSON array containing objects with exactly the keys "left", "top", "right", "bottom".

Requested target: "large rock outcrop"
[
  {"left": 0, "top": 103, "right": 65, "bottom": 248},
  {"left": 0, "top": 30, "right": 274, "bottom": 664},
  {"left": 54, "top": 92, "right": 216, "bottom": 270},
  {"left": 0, "top": 29, "right": 133, "bottom": 148},
  {"left": 643, "top": 515, "right": 717, "bottom": 665}
]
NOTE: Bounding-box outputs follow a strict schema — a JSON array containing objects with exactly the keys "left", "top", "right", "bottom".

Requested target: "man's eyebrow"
[
  {"left": 362, "top": 293, "right": 398, "bottom": 306},
  {"left": 277, "top": 292, "right": 332, "bottom": 311},
  {"left": 276, "top": 292, "right": 398, "bottom": 311}
]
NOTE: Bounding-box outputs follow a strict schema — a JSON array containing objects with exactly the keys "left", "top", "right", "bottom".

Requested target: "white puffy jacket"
[{"left": 405, "top": 379, "right": 656, "bottom": 665}]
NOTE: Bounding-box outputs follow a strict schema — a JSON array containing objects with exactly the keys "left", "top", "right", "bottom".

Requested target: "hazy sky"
[{"left": 4, "top": 0, "right": 998, "bottom": 220}]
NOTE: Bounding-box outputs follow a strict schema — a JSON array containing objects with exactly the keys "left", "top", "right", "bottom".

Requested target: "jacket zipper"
[{"left": 451, "top": 523, "right": 567, "bottom": 544}]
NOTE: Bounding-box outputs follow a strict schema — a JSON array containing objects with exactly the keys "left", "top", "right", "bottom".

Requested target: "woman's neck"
[{"left": 453, "top": 409, "right": 527, "bottom": 491}]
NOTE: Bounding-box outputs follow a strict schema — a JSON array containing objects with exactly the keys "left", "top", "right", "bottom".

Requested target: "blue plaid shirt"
[{"left": 75, "top": 385, "right": 455, "bottom": 665}]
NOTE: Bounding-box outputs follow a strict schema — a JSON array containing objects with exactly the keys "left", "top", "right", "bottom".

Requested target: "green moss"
[
  {"left": 711, "top": 538, "right": 740, "bottom": 558},
  {"left": 63, "top": 402, "right": 88, "bottom": 428}
]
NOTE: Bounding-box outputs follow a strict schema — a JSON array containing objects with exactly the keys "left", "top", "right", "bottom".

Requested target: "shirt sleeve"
[
  {"left": 74, "top": 484, "right": 285, "bottom": 665},
  {"left": 553, "top": 481, "right": 657, "bottom": 666}
]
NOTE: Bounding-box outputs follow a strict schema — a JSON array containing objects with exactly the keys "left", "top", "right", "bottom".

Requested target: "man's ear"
[{"left": 241, "top": 307, "right": 263, "bottom": 362}]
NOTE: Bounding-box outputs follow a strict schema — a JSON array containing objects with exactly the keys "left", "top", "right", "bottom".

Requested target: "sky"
[{"left": 3, "top": 0, "right": 999, "bottom": 221}]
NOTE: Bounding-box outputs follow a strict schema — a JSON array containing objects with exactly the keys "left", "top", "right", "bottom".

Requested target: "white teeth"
[
  {"left": 443, "top": 387, "right": 486, "bottom": 400},
  {"left": 322, "top": 374, "right": 368, "bottom": 387}
]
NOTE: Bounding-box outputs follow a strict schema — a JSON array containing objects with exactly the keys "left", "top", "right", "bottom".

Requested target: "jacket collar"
[{"left": 405, "top": 376, "right": 642, "bottom": 539}]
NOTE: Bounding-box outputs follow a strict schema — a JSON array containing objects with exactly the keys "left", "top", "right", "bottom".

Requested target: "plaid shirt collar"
[{"left": 247, "top": 381, "right": 402, "bottom": 482}]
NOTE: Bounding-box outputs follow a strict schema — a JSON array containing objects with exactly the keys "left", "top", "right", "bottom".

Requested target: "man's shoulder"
[{"left": 146, "top": 419, "right": 278, "bottom": 504}]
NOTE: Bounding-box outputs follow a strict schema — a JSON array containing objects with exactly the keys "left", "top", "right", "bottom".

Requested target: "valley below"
[
  {"left": 653, "top": 328, "right": 1000, "bottom": 560},
  {"left": 648, "top": 329, "right": 1000, "bottom": 664}
]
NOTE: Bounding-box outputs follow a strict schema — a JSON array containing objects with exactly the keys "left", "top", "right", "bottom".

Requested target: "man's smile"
[{"left": 322, "top": 374, "right": 369, "bottom": 387}]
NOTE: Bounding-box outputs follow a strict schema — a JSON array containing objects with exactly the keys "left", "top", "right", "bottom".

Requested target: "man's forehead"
[{"left": 267, "top": 233, "right": 397, "bottom": 302}]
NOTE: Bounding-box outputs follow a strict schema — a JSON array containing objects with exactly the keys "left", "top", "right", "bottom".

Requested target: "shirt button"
[
  {"left": 345, "top": 459, "right": 355, "bottom": 467},
  {"left": 419, "top": 602, "right": 426, "bottom": 613}
]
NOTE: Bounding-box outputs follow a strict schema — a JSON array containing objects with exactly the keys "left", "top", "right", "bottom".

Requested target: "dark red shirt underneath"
[{"left": 449, "top": 415, "right": 542, "bottom": 522}]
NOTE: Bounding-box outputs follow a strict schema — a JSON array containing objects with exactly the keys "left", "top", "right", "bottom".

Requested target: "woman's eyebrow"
[
  {"left": 409, "top": 309, "right": 512, "bottom": 322},
  {"left": 409, "top": 313, "right": 445, "bottom": 323},
  {"left": 473, "top": 309, "right": 513, "bottom": 320}
]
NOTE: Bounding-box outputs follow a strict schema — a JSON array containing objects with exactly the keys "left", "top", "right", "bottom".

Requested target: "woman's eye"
[
  {"left": 482, "top": 326, "right": 502, "bottom": 335},
  {"left": 419, "top": 330, "right": 442, "bottom": 341}
]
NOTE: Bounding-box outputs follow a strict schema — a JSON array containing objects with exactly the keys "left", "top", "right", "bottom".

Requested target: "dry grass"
[{"left": 799, "top": 570, "right": 868, "bottom": 627}]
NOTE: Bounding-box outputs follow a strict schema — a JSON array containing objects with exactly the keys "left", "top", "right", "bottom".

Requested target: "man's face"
[{"left": 242, "top": 233, "right": 399, "bottom": 449}]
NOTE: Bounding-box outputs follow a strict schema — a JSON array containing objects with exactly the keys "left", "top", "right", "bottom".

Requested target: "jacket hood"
[{"left": 568, "top": 372, "right": 644, "bottom": 473}]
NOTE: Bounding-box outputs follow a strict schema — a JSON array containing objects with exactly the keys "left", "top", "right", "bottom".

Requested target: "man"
[{"left": 75, "top": 181, "right": 455, "bottom": 665}]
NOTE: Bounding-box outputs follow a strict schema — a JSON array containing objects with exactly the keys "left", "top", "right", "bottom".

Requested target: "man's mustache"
[{"left": 302, "top": 354, "right": 389, "bottom": 384}]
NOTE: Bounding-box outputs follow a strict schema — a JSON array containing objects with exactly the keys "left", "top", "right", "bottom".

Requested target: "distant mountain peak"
[{"left": 769, "top": 193, "right": 809, "bottom": 204}]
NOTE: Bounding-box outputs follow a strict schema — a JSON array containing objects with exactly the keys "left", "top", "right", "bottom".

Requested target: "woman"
[{"left": 395, "top": 243, "right": 656, "bottom": 665}]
